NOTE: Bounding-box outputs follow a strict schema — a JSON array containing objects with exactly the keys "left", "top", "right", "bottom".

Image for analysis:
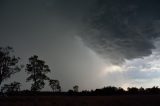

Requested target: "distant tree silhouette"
[
  {"left": 0, "top": 46, "right": 21, "bottom": 86},
  {"left": 49, "top": 79, "right": 61, "bottom": 92},
  {"left": 117, "top": 87, "right": 125, "bottom": 94},
  {"left": 146, "top": 86, "right": 160, "bottom": 94},
  {"left": 68, "top": 89, "right": 74, "bottom": 93},
  {"left": 127, "top": 87, "right": 139, "bottom": 94},
  {"left": 73, "top": 85, "right": 79, "bottom": 92},
  {"left": 95, "top": 86, "right": 119, "bottom": 95},
  {"left": 1, "top": 82, "right": 21, "bottom": 93},
  {"left": 139, "top": 87, "right": 145, "bottom": 94},
  {"left": 26, "top": 55, "right": 51, "bottom": 91}
]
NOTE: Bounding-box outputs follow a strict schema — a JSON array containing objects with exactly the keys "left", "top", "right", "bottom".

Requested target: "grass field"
[{"left": 0, "top": 95, "right": 160, "bottom": 106}]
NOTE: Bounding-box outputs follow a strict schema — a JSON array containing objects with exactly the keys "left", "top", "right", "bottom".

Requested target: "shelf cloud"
[{"left": 79, "top": 0, "right": 160, "bottom": 64}]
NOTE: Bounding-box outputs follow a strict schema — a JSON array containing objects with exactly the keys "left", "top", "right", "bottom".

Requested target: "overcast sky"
[{"left": 1, "top": 0, "right": 160, "bottom": 91}]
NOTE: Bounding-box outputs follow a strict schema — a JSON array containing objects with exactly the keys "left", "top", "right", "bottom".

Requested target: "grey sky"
[{"left": 1, "top": 0, "right": 160, "bottom": 91}]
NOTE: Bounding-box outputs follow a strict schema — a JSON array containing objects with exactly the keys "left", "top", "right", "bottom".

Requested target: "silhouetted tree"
[
  {"left": 94, "top": 86, "right": 119, "bottom": 95},
  {"left": 117, "top": 87, "right": 125, "bottom": 94},
  {"left": 139, "top": 87, "right": 145, "bottom": 94},
  {"left": 1, "top": 82, "right": 21, "bottom": 93},
  {"left": 49, "top": 79, "right": 61, "bottom": 92},
  {"left": 127, "top": 87, "right": 139, "bottom": 94},
  {"left": 146, "top": 86, "right": 160, "bottom": 94},
  {"left": 26, "top": 55, "right": 51, "bottom": 91},
  {"left": 68, "top": 89, "right": 74, "bottom": 94},
  {"left": 0, "top": 46, "right": 21, "bottom": 86},
  {"left": 73, "top": 85, "right": 79, "bottom": 92}
]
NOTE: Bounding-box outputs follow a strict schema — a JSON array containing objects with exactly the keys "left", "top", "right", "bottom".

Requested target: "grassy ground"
[{"left": 0, "top": 95, "right": 160, "bottom": 106}]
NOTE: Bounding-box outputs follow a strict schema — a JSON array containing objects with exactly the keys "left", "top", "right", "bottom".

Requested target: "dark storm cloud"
[
  {"left": 2, "top": 0, "right": 160, "bottom": 65},
  {"left": 1, "top": 0, "right": 160, "bottom": 64},
  {"left": 79, "top": 0, "right": 160, "bottom": 64}
]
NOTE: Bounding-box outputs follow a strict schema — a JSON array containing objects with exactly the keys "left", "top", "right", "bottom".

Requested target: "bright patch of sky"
[{"left": 99, "top": 38, "right": 160, "bottom": 89}]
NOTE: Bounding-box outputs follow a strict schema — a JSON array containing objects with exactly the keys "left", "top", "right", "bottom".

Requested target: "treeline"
[
  {"left": 67, "top": 86, "right": 160, "bottom": 96},
  {"left": 1, "top": 86, "right": 160, "bottom": 96},
  {"left": 81, "top": 86, "right": 160, "bottom": 96}
]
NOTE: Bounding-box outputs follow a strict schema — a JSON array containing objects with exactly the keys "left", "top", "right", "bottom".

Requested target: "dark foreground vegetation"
[
  {"left": 0, "top": 95, "right": 160, "bottom": 106},
  {"left": 1, "top": 86, "right": 160, "bottom": 96}
]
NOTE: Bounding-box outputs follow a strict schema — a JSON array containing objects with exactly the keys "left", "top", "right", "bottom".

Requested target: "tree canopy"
[
  {"left": 0, "top": 46, "right": 21, "bottom": 85},
  {"left": 26, "top": 55, "right": 51, "bottom": 91},
  {"left": 1, "top": 82, "right": 21, "bottom": 93},
  {"left": 49, "top": 79, "right": 61, "bottom": 92}
]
